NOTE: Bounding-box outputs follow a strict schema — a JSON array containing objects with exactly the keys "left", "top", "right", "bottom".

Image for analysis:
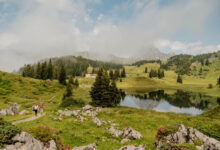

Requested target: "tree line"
[
  {"left": 21, "top": 56, "right": 123, "bottom": 80},
  {"left": 148, "top": 68, "right": 165, "bottom": 79}
]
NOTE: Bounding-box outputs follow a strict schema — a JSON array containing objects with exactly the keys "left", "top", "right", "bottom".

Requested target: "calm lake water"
[{"left": 120, "top": 90, "right": 219, "bottom": 116}]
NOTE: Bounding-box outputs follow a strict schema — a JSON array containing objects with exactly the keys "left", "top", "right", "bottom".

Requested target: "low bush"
[
  {"left": 0, "top": 118, "right": 21, "bottom": 148},
  {"left": 194, "top": 138, "right": 203, "bottom": 146},
  {"left": 28, "top": 125, "right": 57, "bottom": 143},
  {"left": 60, "top": 96, "right": 85, "bottom": 107},
  {"left": 160, "top": 143, "right": 198, "bottom": 150},
  {"left": 28, "top": 125, "right": 69, "bottom": 150},
  {"left": 156, "top": 125, "right": 179, "bottom": 140}
]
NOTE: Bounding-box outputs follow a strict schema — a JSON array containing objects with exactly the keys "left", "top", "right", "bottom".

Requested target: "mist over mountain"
[{"left": 73, "top": 48, "right": 174, "bottom": 64}]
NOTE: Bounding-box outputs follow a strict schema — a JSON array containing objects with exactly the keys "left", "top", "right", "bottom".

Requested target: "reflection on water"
[{"left": 120, "top": 90, "right": 218, "bottom": 116}]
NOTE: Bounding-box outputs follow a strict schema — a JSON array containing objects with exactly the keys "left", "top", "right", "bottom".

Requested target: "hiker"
[
  {"left": 33, "top": 104, "right": 38, "bottom": 117},
  {"left": 40, "top": 102, "right": 43, "bottom": 115}
]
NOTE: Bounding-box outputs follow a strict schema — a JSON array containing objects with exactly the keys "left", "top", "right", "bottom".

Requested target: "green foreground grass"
[{"left": 0, "top": 63, "right": 220, "bottom": 149}]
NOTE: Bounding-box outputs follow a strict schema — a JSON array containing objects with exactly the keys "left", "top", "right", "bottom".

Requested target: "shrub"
[
  {"left": 28, "top": 125, "right": 58, "bottom": 143},
  {"left": 0, "top": 118, "right": 20, "bottom": 147},
  {"left": 160, "top": 143, "right": 198, "bottom": 150},
  {"left": 60, "top": 97, "right": 85, "bottom": 107},
  {"left": 156, "top": 125, "right": 179, "bottom": 140},
  {"left": 208, "top": 84, "right": 213, "bottom": 89},
  {"left": 28, "top": 125, "right": 69, "bottom": 150},
  {"left": 194, "top": 138, "right": 203, "bottom": 146}
]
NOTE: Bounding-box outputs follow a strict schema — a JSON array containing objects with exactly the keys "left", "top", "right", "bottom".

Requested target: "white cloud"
[
  {"left": 154, "top": 39, "right": 220, "bottom": 54},
  {"left": 0, "top": 0, "right": 219, "bottom": 72}
]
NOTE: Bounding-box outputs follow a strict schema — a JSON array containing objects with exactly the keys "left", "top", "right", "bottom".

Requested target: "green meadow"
[{"left": 0, "top": 59, "right": 220, "bottom": 149}]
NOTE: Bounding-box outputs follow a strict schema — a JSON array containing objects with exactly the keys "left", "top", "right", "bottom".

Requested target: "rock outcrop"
[
  {"left": 108, "top": 126, "right": 123, "bottom": 137},
  {"left": 93, "top": 117, "right": 102, "bottom": 127},
  {"left": 19, "top": 110, "right": 28, "bottom": 115},
  {"left": 82, "top": 105, "right": 93, "bottom": 111},
  {"left": 155, "top": 124, "right": 220, "bottom": 150},
  {"left": 117, "top": 145, "right": 145, "bottom": 150},
  {"left": 108, "top": 126, "right": 142, "bottom": 140},
  {"left": 122, "top": 127, "right": 142, "bottom": 140},
  {"left": 72, "top": 143, "right": 96, "bottom": 150},
  {"left": 0, "top": 132, "right": 57, "bottom": 150},
  {"left": 0, "top": 103, "right": 19, "bottom": 116}
]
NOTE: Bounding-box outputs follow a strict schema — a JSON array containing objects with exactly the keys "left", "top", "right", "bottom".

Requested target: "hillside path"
[{"left": 12, "top": 113, "right": 45, "bottom": 125}]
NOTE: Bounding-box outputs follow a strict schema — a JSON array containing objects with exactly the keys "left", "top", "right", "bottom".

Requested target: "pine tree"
[
  {"left": 90, "top": 68, "right": 121, "bottom": 107},
  {"left": 90, "top": 68, "right": 106, "bottom": 105},
  {"left": 47, "top": 59, "right": 53, "bottom": 80},
  {"left": 36, "top": 62, "right": 41, "bottom": 79},
  {"left": 109, "top": 80, "right": 121, "bottom": 106},
  {"left": 120, "top": 68, "right": 126, "bottom": 78},
  {"left": 199, "top": 68, "right": 203, "bottom": 75},
  {"left": 41, "top": 61, "right": 48, "bottom": 80},
  {"left": 145, "top": 67, "right": 148, "bottom": 73},
  {"left": 59, "top": 64, "right": 66, "bottom": 85},
  {"left": 64, "top": 82, "right": 72, "bottom": 98},
  {"left": 92, "top": 68, "right": 95, "bottom": 74},
  {"left": 177, "top": 75, "right": 182, "bottom": 84},
  {"left": 149, "top": 70, "right": 152, "bottom": 78},
  {"left": 74, "top": 79, "right": 79, "bottom": 87},
  {"left": 217, "top": 76, "right": 220, "bottom": 87},
  {"left": 109, "top": 70, "right": 114, "bottom": 79},
  {"left": 53, "top": 67, "right": 59, "bottom": 79},
  {"left": 158, "top": 69, "right": 162, "bottom": 78},
  {"left": 69, "top": 76, "right": 74, "bottom": 84},
  {"left": 205, "top": 59, "right": 210, "bottom": 66},
  {"left": 113, "top": 69, "right": 120, "bottom": 80},
  {"left": 161, "top": 70, "right": 165, "bottom": 78}
]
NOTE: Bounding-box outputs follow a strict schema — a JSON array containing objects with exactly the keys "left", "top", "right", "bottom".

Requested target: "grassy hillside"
[
  {"left": 0, "top": 70, "right": 220, "bottom": 149},
  {"left": 118, "top": 60, "right": 220, "bottom": 98}
]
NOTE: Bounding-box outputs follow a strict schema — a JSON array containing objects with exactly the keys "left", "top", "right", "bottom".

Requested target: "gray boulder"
[
  {"left": 82, "top": 105, "right": 93, "bottom": 111},
  {"left": 0, "top": 103, "right": 19, "bottom": 116},
  {"left": 95, "top": 107, "right": 102, "bottom": 112},
  {"left": 109, "top": 126, "right": 123, "bottom": 137},
  {"left": 121, "top": 138, "right": 131, "bottom": 144},
  {"left": 72, "top": 143, "right": 96, "bottom": 150},
  {"left": 72, "top": 110, "right": 80, "bottom": 116},
  {"left": 77, "top": 115, "right": 87, "bottom": 122},
  {"left": 155, "top": 124, "right": 220, "bottom": 150},
  {"left": 0, "top": 132, "right": 57, "bottom": 150},
  {"left": 19, "top": 110, "right": 28, "bottom": 115},
  {"left": 117, "top": 145, "right": 145, "bottom": 150},
  {"left": 93, "top": 117, "right": 102, "bottom": 127},
  {"left": 122, "top": 127, "right": 142, "bottom": 140}
]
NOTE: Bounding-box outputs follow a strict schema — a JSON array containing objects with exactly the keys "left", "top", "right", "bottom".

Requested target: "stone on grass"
[
  {"left": 19, "top": 110, "right": 28, "bottom": 115},
  {"left": 93, "top": 117, "right": 102, "bottom": 127},
  {"left": 77, "top": 115, "right": 87, "bottom": 122},
  {"left": 0, "top": 132, "right": 57, "bottom": 150},
  {"left": 72, "top": 143, "right": 96, "bottom": 150},
  {"left": 72, "top": 110, "right": 80, "bottom": 116},
  {"left": 0, "top": 103, "right": 19, "bottom": 116},
  {"left": 122, "top": 127, "right": 142, "bottom": 140},
  {"left": 108, "top": 126, "right": 123, "bottom": 137},
  {"left": 82, "top": 105, "right": 93, "bottom": 111},
  {"left": 117, "top": 145, "right": 145, "bottom": 150},
  {"left": 95, "top": 107, "right": 102, "bottom": 112},
  {"left": 155, "top": 124, "right": 220, "bottom": 150},
  {"left": 121, "top": 138, "right": 131, "bottom": 144}
]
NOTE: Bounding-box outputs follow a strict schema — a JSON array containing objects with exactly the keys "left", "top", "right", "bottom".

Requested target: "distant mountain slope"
[
  {"left": 73, "top": 48, "right": 174, "bottom": 64},
  {"left": 161, "top": 51, "right": 220, "bottom": 75}
]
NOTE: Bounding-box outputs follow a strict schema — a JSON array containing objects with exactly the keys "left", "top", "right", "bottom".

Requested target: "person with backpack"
[
  {"left": 40, "top": 102, "right": 43, "bottom": 115},
  {"left": 33, "top": 104, "right": 38, "bottom": 117}
]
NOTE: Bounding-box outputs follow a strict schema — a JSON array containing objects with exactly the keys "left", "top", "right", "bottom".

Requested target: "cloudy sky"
[{"left": 0, "top": 0, "right": 220, "bottom": 72}]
